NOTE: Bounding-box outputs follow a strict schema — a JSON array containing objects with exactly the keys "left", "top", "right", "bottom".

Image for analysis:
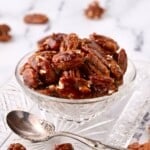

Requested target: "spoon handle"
[{"left": 54, "top": 131, "right": 124, "bottom": 150}]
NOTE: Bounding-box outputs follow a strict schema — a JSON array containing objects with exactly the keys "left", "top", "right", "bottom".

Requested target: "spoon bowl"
[{"left": 6, "top": 110, "right": 55, "bottom": 142}]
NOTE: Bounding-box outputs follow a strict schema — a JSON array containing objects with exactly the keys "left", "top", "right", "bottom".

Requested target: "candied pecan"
[
  {"left": 115, "top": 78, "right": 123, "bottom": 86},
  {"left": 55, "top": 143, "right": 74, "bottom": 150},
  {"left": 83, "top": 62, "right": 102, "bottom": 77},
  {"left": 117, "top": 49, "right": 128, "bottom": 74},
  {"left": 21, "top": 64, "right": 40, "bottom": 89},
  {"left": 76, "top": 78, "right": 91, "bottom": 95},
  {"left": 60, "top": 33, "right": 79, "bottom": 51},
  {"left": 63, "top": 70, "right": 91, "bottom": 94},
  {"left": 24, "top": 13, "right": 49, "bottom": 24},
  {"left": 38, "top": 33, "right": 67, "bottom": 51},
  {"left": 84, "top": 1, "right": 104, "bottom": 20},
  {"left": 90, "top": 33, "right": 119, "bottom": 54},
  {"left": 0, "top": 33, "right": 11, "bottom": 41},
  {"left": 0, "top": 24, "right": 10, "bottom": 32},
  {"left": 20, "top": 63, "right": 30, "bottom": 75},
  {"left": 90, "top": 75, "right": 116, "bottom": 96},
  {"left": 0, "top": 24, "right": 11, "bottom": 42},
  {"left": 128, "top": 142, "right": 140, "bottom": 150},
  {"left": 8, "top": 143, "right": 26, "bottom": 150},
  {"left": 52, "top": 50, "right": 84, "bottom": 70},
  {"left": 28, "top": 54, "right": 57, "bottom": 85},
  {"left": 57, "top": 70, "right": 91, "bottom": 98},
  {"left": 85, "top": 53, "right": 110, "bottom": 76},
  {"left": 57, "top": 76, "right": 81, "bottom": 99},
  {"left": 127, "top": 141, "right": 150, "bottom": 150},
  {"left": 81, "top": 40, "right": 109, "bottom": 67},
  {"left": 81, "top": 39, "right": 102, "bottom": 54},
  {"left": 107, "top": 59, "right": 123, "bottom": 80},
  {"left": 28, "top": 53, "right": 48, "bottom": 70},
  {"left": 143, "top": 142, "right": 150, "bottom": 150},
  {"left": 38, "top": 60, "right": 57, "bottom": 84}
]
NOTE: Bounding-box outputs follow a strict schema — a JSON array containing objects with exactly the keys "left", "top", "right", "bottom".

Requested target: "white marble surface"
[{"left": 0, "top": 0, "right": 150, "bottom": 86}]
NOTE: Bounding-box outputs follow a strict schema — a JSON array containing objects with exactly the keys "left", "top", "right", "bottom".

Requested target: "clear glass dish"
[
  {"left": 15, "top": 51, "right": 136, "bottom": 122},
  {"left": 1, "top": 60, "right": 150, "bottom": 150}
]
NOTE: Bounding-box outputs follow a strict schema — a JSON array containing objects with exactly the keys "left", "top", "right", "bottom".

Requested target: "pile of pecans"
[
  {"left": 128, "top": 142, "right": 150, "bottom": 150},
  {"left": 20, "top": 32, "right": 127, "bottom": 99},
  {"left": 0, "top": 24, "right": 12, "bottom": 42},
  {"left": 84, "top": 1, "right": 105, "bottom": 20}
]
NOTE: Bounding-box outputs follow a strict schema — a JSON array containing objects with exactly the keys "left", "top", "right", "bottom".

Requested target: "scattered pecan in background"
[
  {"left": 55, "top": 143, "right": 74, "bottom": 150},
  {"left": 0, "top": 24, "right": 11, "bottom": 42},
  {"left": 84, "top": 0, "right": 105, "bottom": 20},
  {"left": 21, "top": 32, "right": 127, "bottom": 99},
  {"left": 128, "top": 141, "right": 150, "bottom": 150},
  {"left": 24, "top": 13, "right": 49, "bottom": 24},
  {"left": 7, "top": 143, "right": 26, "bottom": 150}
]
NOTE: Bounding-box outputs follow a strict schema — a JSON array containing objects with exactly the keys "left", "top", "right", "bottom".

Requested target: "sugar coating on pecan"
[
  {"left": 38, "top": 33, "right": 66, "bottom": 51},
  {"left": 60, "top": 33, "right": 79, "bottom": 51},
  {"left": 52, "top": 50, "right": 84, "bottom": 70},
  {"left": 55, "top": 143, "right": 74, "bottom": 150},
  {"left": 84, "top": 1, "right": 105, "bottom": 20},
  {"left": 127, "top": 141, "right": 150, "bottom": 150},
  {"left": 7, "top": 143, "right": 26, "bottom": 150},
  {"left": 24, "top": 13, "right": 49, "bottom": 24},
  {"left": 20, "top": 32, "right": 128, "bottom": 99},
  {"left": 0, "top": 24, "right": 12, "bottom": 42},
  {"left": 90, "top": 33, "right": 119, "bottom": 54}
]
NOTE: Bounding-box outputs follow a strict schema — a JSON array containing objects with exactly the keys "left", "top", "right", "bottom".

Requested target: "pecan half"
[
  {"left": 52, "top": 50, "right": 84, "bottom": 70},
  {"left": 24, "top": 13, "right": 49, "bottom": 24},
  {"left": 81, "top": 40, "right": 109, "bottom": 67},
  {"left": 90, "top": 75, "right": 116, "bottom": 96},
  {"left": 90, "top": 33, "right": 119, "bottom": 54},
  {"left": 28, "top": 54, "right": 57, "bottom": 85},
  {"left": 38, "top": 33, "right": 67, "bottom": 51},
  {"left": 107, "top": 59, "right": 123, "bottom": 80},
  {"left": 21, "top": 64, "right": 40, "bottom": 89},
  {"left": 55, "top": 143, "right": 74, "bottom": 150},
  {"left": 117, "top": 49, "right": 128, "bottom": 74},
  {"left": 57, "top": 72, "right": 91, "bottom": 99},
  {"left": 85, "top": 53, "right": 110, "bottom": 76},
  {"left": 8, "top": 143, "right": 26, "bottom": 150}
]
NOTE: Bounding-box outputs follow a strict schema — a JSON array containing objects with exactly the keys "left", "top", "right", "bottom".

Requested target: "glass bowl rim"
[{"left": 15, "top": 51, "right": 136, "bottom": 104}]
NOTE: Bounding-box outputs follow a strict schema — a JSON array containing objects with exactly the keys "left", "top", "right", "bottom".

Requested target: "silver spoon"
[{"left": 6, "top": 110, "right": 125, "bottom": 150}]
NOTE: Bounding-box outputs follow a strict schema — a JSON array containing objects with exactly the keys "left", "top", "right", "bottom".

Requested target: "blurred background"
[{"left": 0, "top": 0, "right": 150, "bottom": 86}]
